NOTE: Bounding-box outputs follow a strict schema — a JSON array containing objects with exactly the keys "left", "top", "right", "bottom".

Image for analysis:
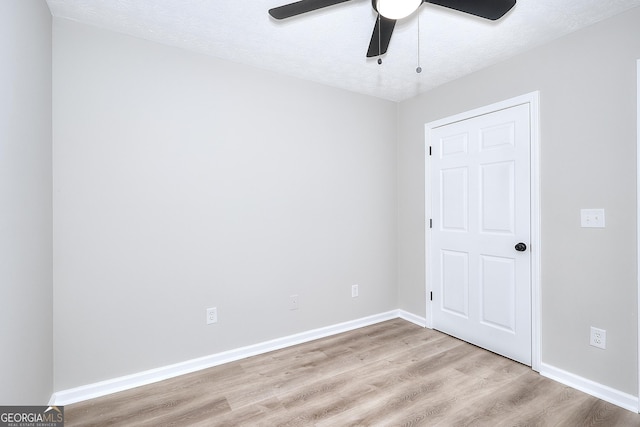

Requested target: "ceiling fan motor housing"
[{"left": 374, "top": 0, "right": 424, "bottom": 20}]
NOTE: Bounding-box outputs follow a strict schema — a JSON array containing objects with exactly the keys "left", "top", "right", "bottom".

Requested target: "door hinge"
[
  {"left": 429, "top": 218, "right": 433, "bottom": 229},
  {"left": 430, "top": 291, "right": 433, "bottom": 301},
  {"left": 429, "top": 146, "right": 432, "bottom": 156}
]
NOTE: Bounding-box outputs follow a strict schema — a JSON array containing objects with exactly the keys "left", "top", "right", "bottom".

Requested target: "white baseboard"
[
  {"left": 397, "top": 309, "right": 427, "bottom": 327},
  {"left": 51, "top": 309, "right": 418, "bottom": 406},
  {"left": 51, "top": 314, "right": 639, "bottom": 415},
  {"left": 540, "top": 362, "right": 639, "bottom": 413}
]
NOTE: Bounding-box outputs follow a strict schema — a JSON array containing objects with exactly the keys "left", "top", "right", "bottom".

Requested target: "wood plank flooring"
[{"left": 65, "top": 319, "right": 640, "bottom": 426}]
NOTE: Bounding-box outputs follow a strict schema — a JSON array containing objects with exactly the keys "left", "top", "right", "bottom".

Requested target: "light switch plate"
[{"left": 581, "top": 209, "right": 605, "bottom": 228}]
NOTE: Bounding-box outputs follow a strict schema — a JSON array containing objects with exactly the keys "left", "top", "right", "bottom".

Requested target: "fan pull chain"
[
  {"left": 377, "top": 14, "right": 382, "bottom": 65},
  {"left": 416, "top": 15, "right": 422, "bottom": 73}
]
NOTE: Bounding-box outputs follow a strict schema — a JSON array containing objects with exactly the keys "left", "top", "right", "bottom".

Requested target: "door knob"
[{"left": 515, "top": 242, "right": 527, "bottom": 252}]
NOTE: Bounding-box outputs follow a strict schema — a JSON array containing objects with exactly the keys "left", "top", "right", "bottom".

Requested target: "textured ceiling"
[{"left": 46, "top": 0, "right": 640, "bottom": 101}]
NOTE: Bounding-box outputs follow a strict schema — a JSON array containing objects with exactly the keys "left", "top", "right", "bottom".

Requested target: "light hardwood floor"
[{"left": 66, "top": 319, "right": 640, "bottom": 426}]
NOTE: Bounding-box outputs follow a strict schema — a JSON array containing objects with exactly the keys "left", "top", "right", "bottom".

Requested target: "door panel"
[
  {"left": 480, "top": 161, "right": 514, "bottom": 233},
  {"left": 480, "top": 254, "right": 515, "bottom": 331},
  {"left": 430, "top": 103, "right": 531, "bottom": 365},
  {"left": 441, "top": 167, "right": 468, "bottom": 231},
  {"left": 441, "top": 133, "right": 469, "bottom": 156},
  {"left": 441, "top": 250, "right": 469, "bottom": 317}
]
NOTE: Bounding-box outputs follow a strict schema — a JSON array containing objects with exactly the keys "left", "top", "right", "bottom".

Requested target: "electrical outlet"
[
  {"left": 590, "top": 327, "right": 606, "bottom": 349},
  {"left": 289, "top": 294, "right": 299, "bottom": 310},
  {"left": 352, "top": 284, "right": 359, "bottom": 298},
  {"left": 581, "top": 209, "right": 605, "bottom": 228},
  {"left": 206, "top": 307, "right": 217, "bottom": 325}
]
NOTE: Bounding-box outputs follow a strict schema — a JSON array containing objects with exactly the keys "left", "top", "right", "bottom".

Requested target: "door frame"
[
  {"left": 636, "top": 59, "right": 639, "bottom": 412},
  {"left": 424, "top": 91, "right": 541, "bottom": 372}
]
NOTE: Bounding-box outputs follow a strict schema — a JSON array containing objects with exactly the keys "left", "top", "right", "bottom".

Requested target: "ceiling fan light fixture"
[{"left": 376, "top": 0, "right": 422, "bottom": 20}]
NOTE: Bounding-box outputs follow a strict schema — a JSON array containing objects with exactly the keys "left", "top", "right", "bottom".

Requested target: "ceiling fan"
[{"left": 268, "top": 0, "right": 516, "bottom": 58}]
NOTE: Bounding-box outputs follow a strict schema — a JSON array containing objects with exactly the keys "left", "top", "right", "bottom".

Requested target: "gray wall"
[
  {"left": 52, "top": 19, "right": 398, "bottom": 390},
  {"left": 398, "top": 7, "right": 640, "bottom": 395},
  {"left": 49, "top": 4, "right": 640, "bottom": 400},
  {"left": 0, "top": 1, "right": 53, "bottom": 404}
]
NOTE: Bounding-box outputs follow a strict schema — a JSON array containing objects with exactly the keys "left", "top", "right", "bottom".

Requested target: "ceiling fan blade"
[
  {"left": 366, "top": 15, "right": 396, "bottom": 58},
  {"left": 425, "top": 0, "right": 516, "bottom": 20},
  {"left": 269, "top": 0, "right": 352, "bottom": 19}
]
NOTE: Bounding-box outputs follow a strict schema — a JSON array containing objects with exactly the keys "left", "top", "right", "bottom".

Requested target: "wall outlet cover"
[
  {"left": 590, "top": 326, "right": 606, "bottom": 349},
  {"left": 206, "top": 307, "right": 218, "bottom": 325},
  {"left": 289, "top": 294, "right": 299, "bottom": 310},
  {"left": 581, "top": 209, "right": 605, "bottom": 228}
]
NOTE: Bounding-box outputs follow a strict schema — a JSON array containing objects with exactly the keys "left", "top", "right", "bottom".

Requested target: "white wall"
[
  {"left": 398, "top": 7, "right": 640, "bottom": 395},
  {"left": 0, "top": 1, "right": 53, "bottom": 404},
  {"left": 52, "top": 19, "right": 398, "bottom": 391}
]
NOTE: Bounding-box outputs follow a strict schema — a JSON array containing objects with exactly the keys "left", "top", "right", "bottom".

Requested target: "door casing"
[
  {"left": 425, "top": 91, "right": 541, "bottom": 372},
  {"left": 636, "top": 59, "right": 639, "bottom": 412}
]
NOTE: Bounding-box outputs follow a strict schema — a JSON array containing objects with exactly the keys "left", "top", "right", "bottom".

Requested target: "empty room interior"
[{"left": 3, "top": 0, "right": 640, "bottom": 424}]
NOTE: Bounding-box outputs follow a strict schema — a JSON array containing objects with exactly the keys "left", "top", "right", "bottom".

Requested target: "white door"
[{"left": 430, "top": 103, "right": 531, "bottom": 365}]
